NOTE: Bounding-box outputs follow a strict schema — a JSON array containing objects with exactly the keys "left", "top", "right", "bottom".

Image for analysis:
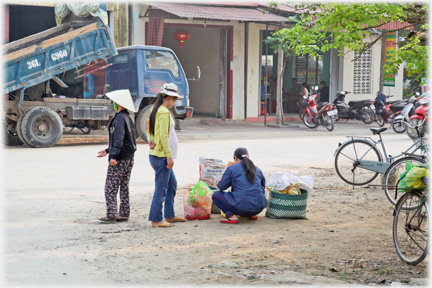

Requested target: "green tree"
[{"left": 267, "top": 3, "right": 428, "bottom": 82}]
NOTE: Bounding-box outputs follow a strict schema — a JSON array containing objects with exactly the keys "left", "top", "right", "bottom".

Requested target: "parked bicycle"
[
  {"left": 334, "top": 119, "right": 428, "bottom": 205},
  {"left": 392, "top": 177, "right": 428, "bottom": 265}
]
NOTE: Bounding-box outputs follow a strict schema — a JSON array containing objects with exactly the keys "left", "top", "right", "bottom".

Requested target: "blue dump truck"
[
  {"left": 105, "top": 46, "right": 197, "bottom": 142},
  {"left": 3, "top": 18, "right": 117, "bottom": 147},
  {"left": 4, "top": 16, "right": 195, "bottom": 147}
]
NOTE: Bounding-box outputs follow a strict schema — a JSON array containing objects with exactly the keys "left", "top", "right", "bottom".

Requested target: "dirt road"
[{"left": 3, "top": 120, "right": 428, "bottom": 286}]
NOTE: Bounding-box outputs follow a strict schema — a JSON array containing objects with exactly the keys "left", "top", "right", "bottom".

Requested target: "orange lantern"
[{"left": 173, "top": 30, "right": 190, "bottom": 55}]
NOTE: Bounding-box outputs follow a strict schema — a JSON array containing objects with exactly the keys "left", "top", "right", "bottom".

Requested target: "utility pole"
[{"left": 276, "top": 46, "right": 283, "bottom": 125}]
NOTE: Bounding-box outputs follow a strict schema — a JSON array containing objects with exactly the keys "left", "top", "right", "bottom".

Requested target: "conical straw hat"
[{"left": 105, "top": 89, "right": 136, "bottom": 112}]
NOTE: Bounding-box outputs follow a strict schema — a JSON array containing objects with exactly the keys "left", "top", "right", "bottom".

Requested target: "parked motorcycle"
[
  {"left": 332, "top": 91, "right": 375, "bottom": 124},
  {"left": 301, "top": 92, "right": 338, "bottom": 131},
  {"left": 391, "top": 95, "right": 418, "bottom": 133},
  {"left": 407, "top": 96, "right": 429, "bottom": 140},
  {"left": 373, "top": 94, "right": 407, "bottom": 127}
]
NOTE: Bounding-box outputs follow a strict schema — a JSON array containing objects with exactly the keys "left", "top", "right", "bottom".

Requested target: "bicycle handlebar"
[{"left": 400, "top": 118, "right": 427, "bottom": 129}]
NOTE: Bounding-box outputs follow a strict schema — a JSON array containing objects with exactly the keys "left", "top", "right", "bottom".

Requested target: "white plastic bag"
[
  {"left": 267, "top": 172, "right": 314, "bottom": 193},
  {"left": 55, "top": 2, "right": 108, "bottom": 26},
  {"left": 199, "top": 157, "right": 227, "bottom": 189}
]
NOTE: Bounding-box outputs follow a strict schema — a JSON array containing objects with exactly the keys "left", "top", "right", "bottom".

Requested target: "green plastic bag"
[
  {"left": 405, "top": 167, "right": 429, "bottom": 189},
  {"left": 188, "top": 180, "right": 211, "bottom": 207},
  {"left": 397, "top": 160, "right": 418, "bottom": 192}
]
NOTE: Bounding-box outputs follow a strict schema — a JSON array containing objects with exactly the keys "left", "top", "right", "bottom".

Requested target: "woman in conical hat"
[
  {"left": 97, "top": 89, "right": 137, "bottom": 223},
  {"left": 147, "top": 83, "right": 186, "bottom": 227}
]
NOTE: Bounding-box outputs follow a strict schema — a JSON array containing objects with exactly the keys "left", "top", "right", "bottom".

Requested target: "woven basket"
[{"left": 265, "top": 189, "right": 308, "bottom": 219}]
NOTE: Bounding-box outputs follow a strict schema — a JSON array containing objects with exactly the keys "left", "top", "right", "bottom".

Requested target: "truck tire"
[
  {"left": 21, "top": 107, "right": 63, "bottom": 148},
  {"left": 16, "top": 115, "right": 30, "bottom": 146},
  {"left": 136, "top": 105, "right": 153, "bottom": 142},
  {"left": 136, "top": 105, "right": 176, "bottom": 142},
  {"left": 4, "top": 122, "right": 24, "bottom": 146}
]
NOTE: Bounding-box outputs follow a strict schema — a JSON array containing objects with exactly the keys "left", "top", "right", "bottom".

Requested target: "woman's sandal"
[
  {"left": 165, "top": 216, "right": 186, "bottom": 223},
  {"left": 220, "top": 217, "right": 238, "bottom": 224},
  {"left": 152, "top": 221, "right": 174, "bottom": 228},
  {"left": 99, "top": 217, "right": 116, "bottom": 224},
  {"left": 248, "top": 215, "right": 258, "bottom": 220},
  {"left": 116, "top": 215, "right": 129, "bottom": 222}
]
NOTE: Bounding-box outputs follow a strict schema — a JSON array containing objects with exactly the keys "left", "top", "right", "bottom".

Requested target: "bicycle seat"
[{"left": 370, "top": 128, "right": 387, "bottom": 135}]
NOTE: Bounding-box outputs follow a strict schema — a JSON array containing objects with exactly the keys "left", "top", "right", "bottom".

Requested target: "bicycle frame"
[{"left": 334, "top": 124, "right": 428, "bottom": 174}]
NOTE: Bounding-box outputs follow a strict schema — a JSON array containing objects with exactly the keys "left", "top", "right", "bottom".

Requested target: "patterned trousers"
[{"left": 104, "top": 157, "right": 134, "bottom": 218}]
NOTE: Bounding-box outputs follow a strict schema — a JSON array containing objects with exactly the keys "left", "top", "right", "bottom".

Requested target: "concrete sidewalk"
[
  {"left": 56, "top": 115, "right": 386, "bottom": 146},
  {"left": 57, "top": 115, "right": 303, "bottom": 145}
]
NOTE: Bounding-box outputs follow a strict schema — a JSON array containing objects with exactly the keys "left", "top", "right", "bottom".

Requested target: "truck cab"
[{"left": 105, "top": 46, "right": 194, "bottom": 141}]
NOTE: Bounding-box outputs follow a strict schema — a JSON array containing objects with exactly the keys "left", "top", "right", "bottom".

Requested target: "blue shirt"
[{"left": 217, "top": 163, "right": 267, "bottom": 212}]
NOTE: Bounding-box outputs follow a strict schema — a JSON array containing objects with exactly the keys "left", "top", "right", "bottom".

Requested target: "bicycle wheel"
[
  {"left": 334, "top": 140, "right": 382, "bottom": 185},
  {"left": 393, "top": 191, "right": 429, "bottom": 265},
  {"left": 383, "top": 156, "right": 426, "bottom": 207}
]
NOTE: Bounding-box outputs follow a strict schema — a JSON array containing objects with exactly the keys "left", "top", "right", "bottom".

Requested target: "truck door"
[{"left": 143, "top": 50, "right": 187, "bottom": 100}]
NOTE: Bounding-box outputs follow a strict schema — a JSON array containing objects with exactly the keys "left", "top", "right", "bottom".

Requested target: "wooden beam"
[{"left": 4, "top": 23, "right": 98, "bottom": 62}]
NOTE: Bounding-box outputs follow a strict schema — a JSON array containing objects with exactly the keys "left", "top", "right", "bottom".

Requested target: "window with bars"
[
  {"left": 295, "top": 55, "right": 323, "bottom": 87},
  {"left": 353, "top": 48, "right": 372, "bottom": 94}
]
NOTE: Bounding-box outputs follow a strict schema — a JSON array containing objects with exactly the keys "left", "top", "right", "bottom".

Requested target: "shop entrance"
[
  {"left": 156, "top": 24, "right": 233, "bottom": 119},
  {"left": 259, "top": 30, "right": 331, "bottom": 116}
]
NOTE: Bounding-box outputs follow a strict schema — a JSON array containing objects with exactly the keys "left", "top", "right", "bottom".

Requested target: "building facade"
[{"left": 4, "top": 2, "right": 406, "bottom": 122}]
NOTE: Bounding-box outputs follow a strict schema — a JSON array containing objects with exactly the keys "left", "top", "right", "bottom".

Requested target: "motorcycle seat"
[
  {"left": 390, "top": 103, "right": 406, "bottom": 112},
  {"left": 370, "top": 128, "right": 387, "bottom": 135},
  {"left": 387, "top": 100, "right": 404, "bottom": 105},
  {"left": 348, "top": 100, "right": 371, "bottom": 107}
]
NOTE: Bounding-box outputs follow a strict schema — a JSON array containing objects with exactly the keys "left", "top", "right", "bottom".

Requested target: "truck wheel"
[
  {"left": 136, "top": 105, "right": 153, "bottom": 142},
  {"left": 16, "top": 115, "right": 30, "bottom": 146},
  {"left": 175, "top": 119, "right": 181, "bottom": 130},
  {"left": 4, "top": 122, "right": 24, "bottom": 146},
  {"left": 21, "top": 107, "right": 63, "bottom": 148},
  {"left": 136, "top": 105, "right": 176, "bottom": 142}
]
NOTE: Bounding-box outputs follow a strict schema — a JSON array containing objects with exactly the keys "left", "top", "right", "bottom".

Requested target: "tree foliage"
[{"left": 267, "top": 2, "right": 428, "bottom": 81}]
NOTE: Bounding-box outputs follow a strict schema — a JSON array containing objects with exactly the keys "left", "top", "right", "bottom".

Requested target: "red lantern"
[{"left": 173, "top": 30, "right": 190, "bottom": 55}]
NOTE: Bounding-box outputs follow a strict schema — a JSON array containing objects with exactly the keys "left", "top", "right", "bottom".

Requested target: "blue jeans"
[
  {"left": 148, "top": 155, "right": 177, "bottom": 222},
  {"left": 212, "top": 191, "right": 262, "bottom": 219}
]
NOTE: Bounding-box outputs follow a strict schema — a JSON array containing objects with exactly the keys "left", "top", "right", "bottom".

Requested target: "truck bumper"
[{"left": 173, "top": 106, "right": 194, "bottom": 119}]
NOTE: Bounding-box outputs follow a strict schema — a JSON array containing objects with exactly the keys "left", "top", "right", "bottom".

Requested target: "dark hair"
[
  {"left": 320, "top": 80, "right": 326, "bottom": 86},
  {"left": 234, "top": 147, "right": 256, "bottom": 184},
  {"left": 292, "top": 78, "right": 297, "bottom": 81},
  {"left": 149, "top": 94, "right": 165, "bottom": 136},
  {"left": 302, "top": 82, "right": 310, "bottom": 93}
]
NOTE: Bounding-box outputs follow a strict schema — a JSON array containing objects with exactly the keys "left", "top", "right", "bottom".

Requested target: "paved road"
[{"left": 2, "top": 120, "right": 420, "bottom": 285}]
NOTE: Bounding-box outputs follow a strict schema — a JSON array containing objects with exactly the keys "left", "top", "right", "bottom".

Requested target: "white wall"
[
  {"left": 246, "top": 23, "right": 262, "bottom": 118},
  {"left": 231, "top": 21, "right": 245, "bottom": 120},
  {"left": 131, "top": 4, "right": 146, "bottom": 45},
  {"left": 342, "top": 36, "right": 404, "bottom": 101}
]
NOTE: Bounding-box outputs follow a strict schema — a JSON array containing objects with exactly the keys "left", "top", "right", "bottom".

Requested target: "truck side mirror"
[
  {"left": 188, "top": 66, "right": 201, "bottom": 81},
  {"left": 196, "top": 66, "right": 201, "bottom": 80}
]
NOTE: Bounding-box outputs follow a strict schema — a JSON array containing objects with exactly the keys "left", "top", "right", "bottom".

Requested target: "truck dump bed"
[{"left": 3, "top": 18, "right": 117, "bottom": 95}]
